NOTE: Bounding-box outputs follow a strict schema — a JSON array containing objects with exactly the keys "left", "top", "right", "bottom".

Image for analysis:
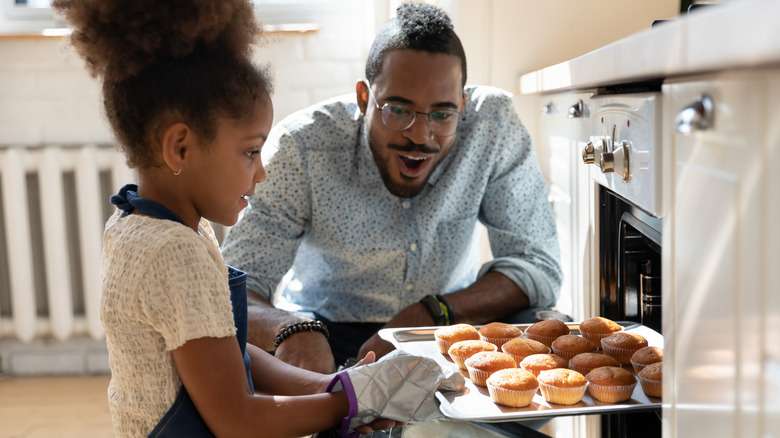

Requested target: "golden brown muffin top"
[
  {"left": 601, "top": 332, "right": 649, "bottom": 349},
  {"left": 638, "top": 362, "right": 663, "bottom": 380},
  {"left": 486, "top": 368, "right": 539, "bottom": 391},
  {"left": 552, "top": 334, "right": 598, "bottom": 354},
  {"left": 586, "top": 366, "right": 637, "bottom": 386},
  {"left": 448, "top": 340, "right": 497, "bottom": 358},
  {"left": 464, "top": 351, "right": 517, "bottom": 372},
  {"left": 537, "top": 368, "right": 587, "bottom": 388},
  {"left": 569, "top": 352, "right": 620, "bottom": 369},
  {"left": 479, "top": 322, "right": 523, "bottom": 338},
  {"left": 631, "top": 346, "right": 664, "bottom": 365},
  {"left": 434, "top": 323, "right": 480, "bottom": 342},
  {"left": 502, "top": 337, "right": 550, "bottom": 357},
  {"left": 525, "top": 319, "right": 570, "bottom": 337},
  {"left": 579, "top": 317, "right": 623, "bottom": 335},
  {"left": 520, "top": 353, "right": 569, "bottom": 372}
]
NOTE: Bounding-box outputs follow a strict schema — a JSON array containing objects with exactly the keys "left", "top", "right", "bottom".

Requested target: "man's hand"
[
  {"left": 357, "top": 333, "right": 395, "bottom": 360},
  {"left": 358, "top": 300, "right": 435, "bottom": 360},
  {"left": 274, "top": 330, "right": 336, "bottom": 374}
]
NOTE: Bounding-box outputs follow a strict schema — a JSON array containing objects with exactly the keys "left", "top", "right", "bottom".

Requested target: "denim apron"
[{"left": 111, "top": 184, "right": 253, "bottom": 437}]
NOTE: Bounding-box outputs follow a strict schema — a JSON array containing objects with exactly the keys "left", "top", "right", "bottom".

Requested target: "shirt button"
[
  {"left": 402, "top": 201, "right": 411, "bottom": 209},
  {"left": 409, "top": 243, "right": 417, "bottom": 251},
  {"left": 405, "top": 284, "right": 414, "bottom": 291}
]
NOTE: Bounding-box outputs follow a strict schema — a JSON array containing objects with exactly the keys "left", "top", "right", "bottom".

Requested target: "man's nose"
[{"left": 402, "top": 114, "right": 434, "bottom": 144}]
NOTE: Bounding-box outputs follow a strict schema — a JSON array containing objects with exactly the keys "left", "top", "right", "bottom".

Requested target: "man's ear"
[
  {"left": 356, "top": 80, "right": 369, "bottom": 116},
  {"left": 161, "top": 123, "right": 192, "bottom": 174}
]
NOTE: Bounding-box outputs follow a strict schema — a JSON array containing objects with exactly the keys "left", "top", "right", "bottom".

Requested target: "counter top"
[{"left": 519, "top": 0, "right": 780, "bottom": 94}]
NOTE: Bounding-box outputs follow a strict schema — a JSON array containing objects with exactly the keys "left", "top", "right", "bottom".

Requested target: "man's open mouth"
[{"left": 399, "top": 154, "right": 429, "bottom": 170}]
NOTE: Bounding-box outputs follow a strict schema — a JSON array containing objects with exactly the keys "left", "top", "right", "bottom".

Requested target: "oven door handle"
[{"left": 675, "top": 94, "right": 714, "bottom": 135}]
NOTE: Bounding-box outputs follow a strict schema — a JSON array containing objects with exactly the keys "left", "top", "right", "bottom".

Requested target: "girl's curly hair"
[{"left": 53, "top": 0, "right": 273, "bottom": 169}]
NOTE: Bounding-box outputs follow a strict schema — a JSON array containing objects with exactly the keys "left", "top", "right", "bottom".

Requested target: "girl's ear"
[{"left": 161, "top": 123, "right": 192, "bottom": 175}]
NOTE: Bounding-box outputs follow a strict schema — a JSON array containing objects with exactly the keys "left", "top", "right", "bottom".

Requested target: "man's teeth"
[{"left": 401, "top": 155, "right": 428, "bottom": 161}]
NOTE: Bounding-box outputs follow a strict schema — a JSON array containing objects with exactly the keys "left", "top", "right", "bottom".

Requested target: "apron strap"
[{"left": 109, "top": 184, "right": 253, "bottom": 436}]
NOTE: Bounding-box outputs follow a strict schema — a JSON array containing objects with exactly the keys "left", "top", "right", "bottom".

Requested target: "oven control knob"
[
  {"left": 599, "top": 141, "right": 631, "bottom": 182},
  {"left": 582, "top": 141, "right": 596, "bottom": 164},
  {"left": 600, "top": 152, "right": 615, "bottom": 172}
]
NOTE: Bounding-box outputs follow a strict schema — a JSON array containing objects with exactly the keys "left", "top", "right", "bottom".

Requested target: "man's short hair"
[{"left": 365, "top": 2, "right": 467, "bottom": 87}]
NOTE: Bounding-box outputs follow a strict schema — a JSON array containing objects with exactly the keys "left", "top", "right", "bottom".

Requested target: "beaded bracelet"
[{"left": 273, "top": 320, "right": 330, "bottom": 351}]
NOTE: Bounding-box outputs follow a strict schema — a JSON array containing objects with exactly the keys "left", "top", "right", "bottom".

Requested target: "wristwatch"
[{"left": 419, "top": 295, "right": 452, "bottom": 326}]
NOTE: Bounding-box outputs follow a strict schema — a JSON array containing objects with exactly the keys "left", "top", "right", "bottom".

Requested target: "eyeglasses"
[{"left": 367, "top": 84, "right": 461, "bottom": 137}]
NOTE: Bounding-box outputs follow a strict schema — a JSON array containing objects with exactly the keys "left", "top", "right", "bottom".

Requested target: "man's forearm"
[
  {"left": 443, "top": 271, "right": 530, "bottom": 324},
  {"left": 246, "top": 288, "right": 311, "bottom": 351}
]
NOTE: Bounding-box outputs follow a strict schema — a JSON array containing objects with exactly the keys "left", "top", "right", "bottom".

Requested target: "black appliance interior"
[{"left": 598, "top": 185, "right": 662, "bottom": 438}]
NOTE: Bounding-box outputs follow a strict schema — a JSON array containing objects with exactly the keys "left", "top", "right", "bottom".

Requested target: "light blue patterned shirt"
[{"left": 221, "top": 85, "right": 561, "bottom": 322}]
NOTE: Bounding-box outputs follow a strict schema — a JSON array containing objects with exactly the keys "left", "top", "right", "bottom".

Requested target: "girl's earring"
[{"left": 174, "top": 166, "right": 183, "bottom": 176}]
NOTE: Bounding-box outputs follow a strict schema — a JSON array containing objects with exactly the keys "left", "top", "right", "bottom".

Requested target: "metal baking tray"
[{"left": 379, "top": 321, "right": 662, "bottom": 422}]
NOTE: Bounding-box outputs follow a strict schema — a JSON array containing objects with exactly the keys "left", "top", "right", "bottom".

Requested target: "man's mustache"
[{"left": 387, "top": 142, "right": 440, "bottom": 155}]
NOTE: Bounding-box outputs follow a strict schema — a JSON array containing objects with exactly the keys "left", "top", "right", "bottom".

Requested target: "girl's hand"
[{"left": 332, "top": 351, "right": 407, "bottom": 434}]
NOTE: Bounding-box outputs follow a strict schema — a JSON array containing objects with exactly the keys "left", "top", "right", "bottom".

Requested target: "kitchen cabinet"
[
  {"left": 538, "top": 92, "right": 595, "bottom": 322},
  {"left": 663, "top": 68, "right": 778, "bottom": 438}
]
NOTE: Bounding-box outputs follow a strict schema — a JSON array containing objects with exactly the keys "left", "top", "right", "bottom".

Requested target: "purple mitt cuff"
[{"left": 326, "top": 370, "right": 359, "bottom": 438}]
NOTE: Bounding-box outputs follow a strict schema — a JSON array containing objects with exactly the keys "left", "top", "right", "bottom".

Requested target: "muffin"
[
  {"left": 434, "top": 323, "right": 480, "bottom": 355},
  {"left": 600, "top": 332, "right": 649, "bottom": 365},
  {"left": 502, "top": 337, "right": 551, "bottom": 364},
  {"left": 637, "top": 362, "right": 663, "bottom": 398},
  {"left": 578, "top": 316, "right": 623, "bottom": 345},
  {"left": 486, "top": 368, "right": 539, "bottom": 408},
  {"left": 568, "top": 352, "right": 621, "bottom": 376},
  {"left": 464, "top": 351, "right": 517, "bottom": 386},
  {"left": 586, "top": 366, "right": 637, "bottom": 403},
  {"left": 551, "top": 334, "right": 598, "bottom": 361},
  {"left": 519, "top": 353, "right": 569, "bottom": 377},
  {"left": 630, "top": 346, "right": 664, "bottom": 374},
  {"left": 537, "top": 368, "right": 588, "bottom": 405},
  {"left": 478, "top": 322, "right": 523, "bottom": 348},
  {"left": 447, "top": 339, "right": 497, "bottom": 370},
  {"left": 524, "top": 319, "right": 570, "bottom": 347}
]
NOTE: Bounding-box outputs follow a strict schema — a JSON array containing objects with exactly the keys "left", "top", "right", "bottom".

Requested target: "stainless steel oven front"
[{"left": 582, "top": 89, "right": 664, "bottom": 438}]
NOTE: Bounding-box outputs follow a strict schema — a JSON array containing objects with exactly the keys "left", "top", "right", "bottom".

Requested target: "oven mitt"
[{"left": 326, "top": 349, "right": 464, "bottom": 438}]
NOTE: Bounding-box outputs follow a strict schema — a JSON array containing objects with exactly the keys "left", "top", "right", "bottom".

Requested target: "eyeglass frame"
[{"left": 365, "top": 83, "right": 464, "bottom": 137}]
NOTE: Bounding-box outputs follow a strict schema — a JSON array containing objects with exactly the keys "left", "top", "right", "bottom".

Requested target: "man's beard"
[{"left": 368, "top": 130, "right": 438, "bottom": 199}]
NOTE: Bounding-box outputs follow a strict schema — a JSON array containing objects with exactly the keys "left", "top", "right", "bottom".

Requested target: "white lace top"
[{"left": 101, "top": 210, "right": 236, "bottom": 437}]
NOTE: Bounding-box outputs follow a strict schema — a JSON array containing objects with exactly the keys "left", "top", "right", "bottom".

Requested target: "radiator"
[{"left": 0, "top": 144, "right": 133, "bottom": 343}]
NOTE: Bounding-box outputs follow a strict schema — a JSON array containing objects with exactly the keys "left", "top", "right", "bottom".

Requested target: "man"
[{"left": 222, "top": 2, "right": 562, "bottom": 374}]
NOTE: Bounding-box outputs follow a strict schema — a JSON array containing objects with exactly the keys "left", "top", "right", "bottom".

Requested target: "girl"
[{"left": 52, "top": 1, "right": 462, "bottom": 437}]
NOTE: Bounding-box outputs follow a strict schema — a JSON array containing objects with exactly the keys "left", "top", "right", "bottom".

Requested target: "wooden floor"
[{"left": 0, "top": 375, "right": 113, "bottom": 438}]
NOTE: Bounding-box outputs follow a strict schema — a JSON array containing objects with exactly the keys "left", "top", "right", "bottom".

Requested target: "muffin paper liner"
[
  {"left": 465, "top": 367, "right": 492, "bottom": 387},
  {"left": 480, "top": 335, "right": 520, "bottom": 349},
  {"left": 637, "top": 375, "right": 662, "bottom": 398},
  {"left": 580, "top": 328, "right": 623, "bottom": 346},
  {"left": 600, "top": 342, "right": 641, "bottom": 365},
  {"left": 435, "top": 338, "right": 455, "bottom": 355},
  {"left": 487, "top": 385, "right": 538, "bottom": 408},
  {"left": 538, "top": 382, "right": 588, "bottom": 405},
  {"left": 630, "top": 359, "right": 660, "bottom": 374},
  {"left": 448, "top": 343, "right": 497, "bottom": 370},
  {"left": 525, "top": 333, "right": 560, "bottom": 348},
  {"left": 552, "top": 346, "right": 595, "bottom": 362},
  {"left": 588, "top": 382, "right": 637, "bottom": 403}
]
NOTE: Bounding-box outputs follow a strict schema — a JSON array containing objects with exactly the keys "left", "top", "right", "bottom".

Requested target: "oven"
[{"left": 581, "top": 88, "right": 664, "bottom": 438}]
